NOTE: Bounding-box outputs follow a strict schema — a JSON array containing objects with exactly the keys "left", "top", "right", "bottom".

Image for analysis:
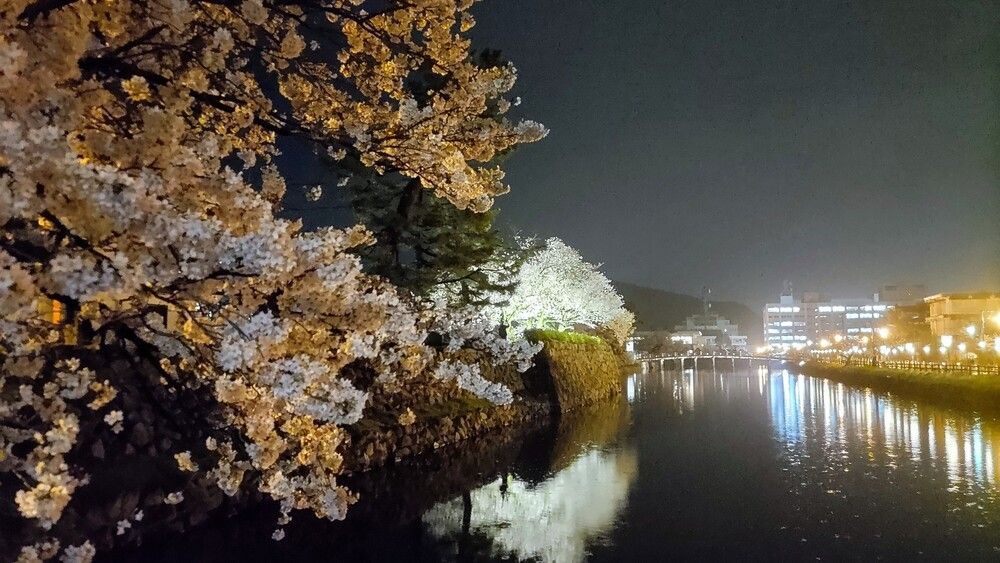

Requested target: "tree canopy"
[{"left": 0, "top": 0, "right": 544, "bottom": 556}]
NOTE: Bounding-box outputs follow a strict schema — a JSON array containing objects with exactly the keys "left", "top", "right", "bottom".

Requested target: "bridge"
[{"left": 635, "top": 353, "right": 780, "bottom": 370}]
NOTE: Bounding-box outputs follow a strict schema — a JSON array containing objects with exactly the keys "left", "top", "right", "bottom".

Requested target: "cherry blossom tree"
[
  {"left": 0, "top": 0, "right": 544, "bottom": 557},
  {"left": 498, "top": 238, "right": 634, "bottom": 342}
]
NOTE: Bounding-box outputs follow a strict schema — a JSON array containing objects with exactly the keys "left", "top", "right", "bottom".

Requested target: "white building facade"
[{"left": 763, "top": 292, "right": 890, "bottom": 349}]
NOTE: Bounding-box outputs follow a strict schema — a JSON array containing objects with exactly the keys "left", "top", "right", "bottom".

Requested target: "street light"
[
  {"left": 966, "top": 324, "right": 977, "bottom": 338},
  {"left": 878, "top": 327, "right": 890, "bottom": 339},
  {"left": 983, "top": 311, "right": 1000, "bottom": 338}
]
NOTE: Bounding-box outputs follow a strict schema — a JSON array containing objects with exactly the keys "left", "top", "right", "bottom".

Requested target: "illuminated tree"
[
  {"left": 499, "top": 238, "right": 633, "bottom": 340},
  {"left": 0, "top": 0, "right": 543, "bottom": 556}
]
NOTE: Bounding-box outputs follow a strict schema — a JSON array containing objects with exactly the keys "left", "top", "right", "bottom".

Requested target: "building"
[
  {"left": 762, "top": 292, "right": 890, "bottom": 349},
  {"left": 668, "top": 330, "right": 717, "bottom": 349},
  {"left": 924, "top": 292, "right": 1000, "bottom": 339},
  {"left": 673, "top": 313, "right": 749, "bottom": 352}
]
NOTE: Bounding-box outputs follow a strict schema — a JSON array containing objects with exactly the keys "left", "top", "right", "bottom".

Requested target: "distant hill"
[{"left": 615, "top": 281, "right": 761, "bottom": 344}]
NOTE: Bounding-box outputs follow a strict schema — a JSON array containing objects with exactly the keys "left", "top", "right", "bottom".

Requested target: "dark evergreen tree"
[
  {"left": 345, "top": 174, "right": 526, "bottom": 307},
  {"left": 336, "top": 50, "right": 529, "bottom": 307}
]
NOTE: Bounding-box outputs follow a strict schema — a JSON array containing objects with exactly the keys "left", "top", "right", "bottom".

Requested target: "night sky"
[{"left": 468, "top": 0, "right": 999, "bottom": 306}]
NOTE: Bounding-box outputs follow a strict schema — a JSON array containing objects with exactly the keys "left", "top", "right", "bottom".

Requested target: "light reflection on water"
[
  {"left": 423, "top": 447, "right": 637, "bottom": 562},
  {"left": 757, "top": 367, "right": 1000, "bottom": 489},
  {"left": 439, "top": 364, "right": 1000, "bottom": 561},
  {"left": 107, "top": 364, "right": 1000, "bottom": 561}
]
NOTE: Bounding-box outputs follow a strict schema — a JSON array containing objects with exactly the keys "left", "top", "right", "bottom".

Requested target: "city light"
[
  {"left": 877, "top": 327, "right": 890, "bottom": 339},
  {"left": 834, "top": 334, "right": 843, "bottom": 343},
  {"left": 966, "top": 324, "right": 977, "bottom": 337},
  {"left": 819, "top": 338, "right": 831, "bottom": 348},
  {"left": 922, "top": 345, "right": 931, "bottom": 354},
  {"left": 941, "top": 334, "right": 953, "bottom": 348},
  {"left": 958, "top": 342, "right": 967, "bottom": 353}
]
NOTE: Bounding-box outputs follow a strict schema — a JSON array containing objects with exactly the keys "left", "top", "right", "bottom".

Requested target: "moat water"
[{"left": 108, "top": 362, "right": 1000, "bottom": 561}]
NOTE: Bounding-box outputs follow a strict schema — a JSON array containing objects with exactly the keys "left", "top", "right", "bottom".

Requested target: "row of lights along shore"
[{"left": 758, "top": 312, "right": 1000, "bottom": 361}]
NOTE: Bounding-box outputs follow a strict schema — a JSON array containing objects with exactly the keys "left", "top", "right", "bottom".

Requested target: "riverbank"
[
  {"left": 345, "top": 331, "right": 631, "bottom": 472},
  {"left": 93, "top": 338, "right": 632, "bottom": 560},
  {"left": 0, "top": 335, "right": 631, "bottom": 561},
  {"left": 801, "top": 362, "right": 1000, "bottom": 415},
  {"left": 105, "top": 393, "right": 633, "bottom": 562}
]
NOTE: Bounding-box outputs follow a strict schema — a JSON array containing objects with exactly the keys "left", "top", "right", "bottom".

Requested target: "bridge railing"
[
  {"left": 832, "top": 358, "right": 1000, "bottom": 377},
  {"left": 634, "top": 352, "right": 775, "bottom": 362}
]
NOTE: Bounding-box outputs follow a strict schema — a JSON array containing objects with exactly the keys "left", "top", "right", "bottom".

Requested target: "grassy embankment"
[{"left": 802, "top": 362, "right": 1000, "bottom": 415}]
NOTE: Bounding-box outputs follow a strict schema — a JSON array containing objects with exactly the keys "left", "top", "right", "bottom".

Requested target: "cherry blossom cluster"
[
  {"left": 0, "top": 0, "right": 544, "bottom": 558},
  {"left": 499, "top": 238, "right": 634, "bottom": 341}
]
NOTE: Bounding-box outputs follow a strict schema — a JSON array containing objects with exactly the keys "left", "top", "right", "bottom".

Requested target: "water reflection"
[
  {"left": 423, "top": 448, "right": 636, "bottom": 562},
  {"left": 642, "top": 363, "right": 1000, "bottom": 491},
  {"left": 107, "top": 364, "right": 1000, "bottom": 561},
  {"left": 749, "top": 367, "right": 1000, "bottom": 489},
  {"left": 606, "top": 363, "right": 1000, "bottom": 561},
  {"left": 422, "top": 399, "right": 636, "bottom": 562}
]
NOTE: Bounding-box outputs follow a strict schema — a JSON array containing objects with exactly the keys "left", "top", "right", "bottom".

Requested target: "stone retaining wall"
[
  {"left": 342, "top": 400, "right": 551, "bottom": 473},
  {"left": 533, "top": 339, "right": 624, "bottom": 412}
]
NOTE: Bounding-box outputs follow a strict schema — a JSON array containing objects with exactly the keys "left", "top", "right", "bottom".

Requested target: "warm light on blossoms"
[{"left": 0, "top": 0, "right": 544, "bottom": 557}]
